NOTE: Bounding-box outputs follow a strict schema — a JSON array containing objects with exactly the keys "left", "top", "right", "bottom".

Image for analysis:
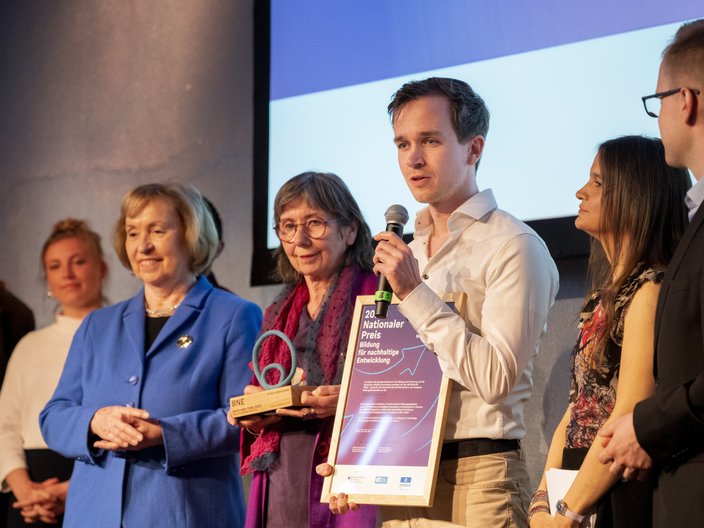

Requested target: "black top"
[
  {"left": 145, "top": 316, "right": 169, "bottom": 350},
  {"left": 0, "top": 286, "right": 35, "bottom": 386}
]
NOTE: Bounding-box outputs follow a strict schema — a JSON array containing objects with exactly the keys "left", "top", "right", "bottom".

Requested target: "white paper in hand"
[{"left": 545, "top": 468, "right": 596, "bottom": 527}]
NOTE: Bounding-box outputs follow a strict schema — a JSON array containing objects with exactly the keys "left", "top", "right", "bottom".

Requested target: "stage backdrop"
[{"left": 0, "top": 0, "right": 602, "bottom": 488}]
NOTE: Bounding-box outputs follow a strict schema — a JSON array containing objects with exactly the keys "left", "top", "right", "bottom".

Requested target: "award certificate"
[{"left": 321, "top": 296, "right": 451, "bottom": 506}]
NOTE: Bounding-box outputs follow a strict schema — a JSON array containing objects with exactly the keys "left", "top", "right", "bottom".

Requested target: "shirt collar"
[
  {"left": 685, "top": 176, "right": 704, "bottom": 222},
  {"left": 413, "top": 189, "right": 498, "bottom": 234}
]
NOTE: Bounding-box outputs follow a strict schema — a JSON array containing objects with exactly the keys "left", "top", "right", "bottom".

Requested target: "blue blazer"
[{"left": 40, "top": 276, "right": 262, "bottom": 528}]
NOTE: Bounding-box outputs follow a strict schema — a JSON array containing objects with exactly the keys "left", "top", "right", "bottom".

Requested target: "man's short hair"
[
  {"left": 662, "top": 19, "right": 704, "bottom": 85},
  {"left": 387, "top": 77, "right": 490, "bottom": 143}
]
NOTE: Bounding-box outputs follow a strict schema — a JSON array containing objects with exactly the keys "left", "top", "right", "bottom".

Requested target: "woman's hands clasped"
[
  {"left": 11, "top": 478, "right": 69, "bottom": 525},
  {"left": 89, "top": 405, "right": 163, "bottom": 451},
  {"left": 17, "top": 480, "right": 68, "bottom": 525}
]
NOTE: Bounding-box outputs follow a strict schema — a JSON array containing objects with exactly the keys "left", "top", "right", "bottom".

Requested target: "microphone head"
[{"left": 384, "top": 204, "right": 409, "bottom": 226}]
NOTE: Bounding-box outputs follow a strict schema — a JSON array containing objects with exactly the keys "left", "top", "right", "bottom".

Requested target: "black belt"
[{"left": 441, "top": 438, "right": 521, "bottom": 460}]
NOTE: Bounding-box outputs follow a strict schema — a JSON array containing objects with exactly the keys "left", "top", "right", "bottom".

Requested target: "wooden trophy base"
[{"left": 229, "top": 385, "right": 315, "bottom": 418}]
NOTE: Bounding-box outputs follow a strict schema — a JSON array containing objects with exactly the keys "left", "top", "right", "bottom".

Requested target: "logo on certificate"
[
  {"left": 400, "top": 477, "right": 412, "bottom": 484},
  {"left": 375, "top": 476, "right": 388, "bottom": 484}
]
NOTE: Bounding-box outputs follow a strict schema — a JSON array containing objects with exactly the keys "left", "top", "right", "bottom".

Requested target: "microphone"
[{"left": 375, "top": 204, "right": 410, "bottom": 318}]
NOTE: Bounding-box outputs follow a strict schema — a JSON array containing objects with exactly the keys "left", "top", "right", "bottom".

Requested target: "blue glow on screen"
[{"left": 267, "top": 1, "right": 703, "bottom": 248}]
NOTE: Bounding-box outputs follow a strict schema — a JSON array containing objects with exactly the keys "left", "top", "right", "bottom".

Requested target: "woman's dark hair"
[
  {"left": 587, "top": 135, "right": 691, "bottom": 358},
  {"left": 273, "top": 172, "right": 373, "bottom": 283}
]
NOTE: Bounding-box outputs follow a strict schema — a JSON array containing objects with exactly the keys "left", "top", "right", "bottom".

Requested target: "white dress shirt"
[
  {"left": 685, "top": 175, "right": 704, "bottom": 222},
  {"left": 399, "top": 189, "right": 559, "bottom": 441},
  {"left": 0, "top": 314, "right": 81, "bottom": 491}
]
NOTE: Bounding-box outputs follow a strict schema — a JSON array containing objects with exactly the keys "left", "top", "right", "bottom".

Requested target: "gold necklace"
[{"left": 145, "top": 300, "right": 182, "bottom": 317}]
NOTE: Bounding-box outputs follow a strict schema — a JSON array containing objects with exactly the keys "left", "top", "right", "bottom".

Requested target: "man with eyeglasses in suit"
[{"left": 599, "top": 19, "right": 704, "bottom": 528}]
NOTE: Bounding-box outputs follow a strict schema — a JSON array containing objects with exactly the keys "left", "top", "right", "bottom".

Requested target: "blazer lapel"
[
  {"left": 123, "top": 291, "right": 147, "bottom": 357},
  {"left": 655, "top": 204, "right": 704, "bottom": 343}
]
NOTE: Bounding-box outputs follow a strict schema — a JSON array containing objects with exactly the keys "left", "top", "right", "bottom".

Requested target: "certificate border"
[{"left": 321, "top": 295, "right": 451, "bottom": 506}]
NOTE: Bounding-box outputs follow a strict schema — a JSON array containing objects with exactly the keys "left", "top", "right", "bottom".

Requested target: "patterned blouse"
[{"left": 565, "top": 265, "right": 663, "bottom": 449}]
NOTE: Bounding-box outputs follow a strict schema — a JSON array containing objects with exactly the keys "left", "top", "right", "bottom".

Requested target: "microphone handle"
[{"left": 374, "top": 222, "right": 404, "bottom": 318}]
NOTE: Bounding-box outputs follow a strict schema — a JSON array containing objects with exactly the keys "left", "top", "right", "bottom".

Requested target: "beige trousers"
[{"left": 380, "top": 449, "right": 530, "bottom": 528}]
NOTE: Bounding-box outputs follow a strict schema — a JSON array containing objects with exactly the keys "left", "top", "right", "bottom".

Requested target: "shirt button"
[
  {"left": 128, "top": 376, "right": 139, "bottom": 385},
  {"left": 422, "top": 274, "right": 429, "bottom": 280}
]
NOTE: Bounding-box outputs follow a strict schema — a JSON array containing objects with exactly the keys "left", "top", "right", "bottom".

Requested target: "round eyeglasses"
[{"left": 274, "top": 218, "right": 336, "bottom": 242}]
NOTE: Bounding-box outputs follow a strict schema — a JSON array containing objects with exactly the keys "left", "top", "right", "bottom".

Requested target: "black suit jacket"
[{"left": 633, "top": 203, "right": 704, "bottom": 524}]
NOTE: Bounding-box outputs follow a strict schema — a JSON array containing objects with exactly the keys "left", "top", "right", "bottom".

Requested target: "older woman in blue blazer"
[{"left": 40, "top": 183, "right": 262, "bottom": 528}]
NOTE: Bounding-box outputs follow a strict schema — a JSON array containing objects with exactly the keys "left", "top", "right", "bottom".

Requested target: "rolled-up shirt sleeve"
[{"left": 399, "top": 233, "right": 558, "bottom": 405}]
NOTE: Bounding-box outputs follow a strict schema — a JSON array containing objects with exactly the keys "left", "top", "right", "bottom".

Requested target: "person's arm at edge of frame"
[
  {"left": 600, "top": 271, "right": 704, "bottom": 475},
  {"left": 529, "top": 406, "right": 570, "bottom": 527},
  {"left": 634, "top": 269, "right": 704, "bottom": 467}
]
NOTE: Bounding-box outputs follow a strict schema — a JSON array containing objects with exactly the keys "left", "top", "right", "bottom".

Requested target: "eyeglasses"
[
  {"left": 641, "top": 87, "right": 701, "bottom": 118},
  {"left": 274, "top": 218, "right": 336, "bottom": 242}
]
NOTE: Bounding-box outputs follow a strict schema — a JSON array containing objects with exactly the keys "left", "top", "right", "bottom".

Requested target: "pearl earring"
[{"left": 47, "top": 290, "right": 54, "bottom": 298}]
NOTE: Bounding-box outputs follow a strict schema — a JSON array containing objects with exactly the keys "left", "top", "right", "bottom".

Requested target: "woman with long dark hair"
[{"left": 529, "top": 136, "right": 691, "bottom": 527}]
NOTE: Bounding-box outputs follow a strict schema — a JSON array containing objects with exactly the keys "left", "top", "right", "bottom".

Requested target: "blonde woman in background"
[{"left": 0, "top": 219, "right": 107, "bottom": 526}]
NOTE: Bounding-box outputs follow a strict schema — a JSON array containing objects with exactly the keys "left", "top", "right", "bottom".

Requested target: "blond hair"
[
  {"left": 42, "top": 218, "right": 105, "bottom": 276},
  {"left": 113, "top": 183, "right": 218, "bottom": 275}
]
